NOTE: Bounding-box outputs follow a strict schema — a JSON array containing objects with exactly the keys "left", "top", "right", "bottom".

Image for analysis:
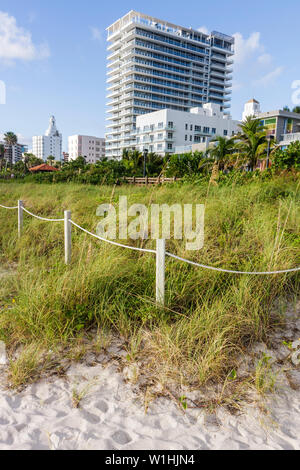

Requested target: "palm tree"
[
  {"left": 206, "top": 135, "right": 236, "bottom": 185},
  {"left": 207, "top": 135, "right": 236, "bottom": 168},
  {"left": 292, "top": 106, "right": 300, "bottom": 114},
  {"left": 0, "top": 144, "right": 6, "bottom": 171},
  {"left": 47, "top": 155, "right": 55, "bottom": 165},
  {"left": 122, "top": 149, "right": 143, "bottom": 175},
  {"left": 22, "top": 153, "right": 41, "bottom": 172},
  {"left": 4, "top": 132, "right": 18, "bottom": 168},
  {"left": 236, "top": 116, "right": 269, "bottom": 170}
]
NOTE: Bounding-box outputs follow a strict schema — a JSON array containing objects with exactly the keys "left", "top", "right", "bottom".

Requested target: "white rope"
[
  {"left": 1, "top": 200, "right": 299, "bottom": 275},
  {"left": 70, "top": 220, "right": 156, "bottom": 254},
  {"left": 166, "top": 252, "right": 300, "bottom": 275},
  {"left": 0, "top": 204, "right": 18, "bottom": 210},
  {"left": 22, "top": 207, "right": 64, "bottom": 223}
]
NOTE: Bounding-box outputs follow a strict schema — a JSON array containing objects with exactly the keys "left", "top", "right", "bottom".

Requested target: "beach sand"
[{"left": 0, "top": 360, "right": 299, "bottom": 450}]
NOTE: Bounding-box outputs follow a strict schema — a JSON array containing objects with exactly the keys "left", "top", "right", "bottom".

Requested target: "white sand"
[{"left": 0, "top": 361, "right": 299, "bottom": 450}]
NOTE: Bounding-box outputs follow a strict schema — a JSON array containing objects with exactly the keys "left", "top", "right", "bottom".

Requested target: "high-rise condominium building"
[
  {"left": 0, "top": 142, "right": 28, "bottom": 165},
  {"left": 68, "top": 135, "right": 106, "bottom": 163},
  {"left": 32, "top": 116, "right": 62, "bottom": 161},
  {"left": 106, "top": 10, "right": 234, "bottom": 158}
]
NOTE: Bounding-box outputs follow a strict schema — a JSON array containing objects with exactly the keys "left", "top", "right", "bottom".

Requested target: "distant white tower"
[
  {"left": 242, "top": 99, "right": 261, "bottom": 121},
  {"left": 32, "top": 115, "right": 63, "bottom": 162}
]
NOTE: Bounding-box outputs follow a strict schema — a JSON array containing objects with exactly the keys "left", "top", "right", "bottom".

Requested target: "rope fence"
[
  {"left": 1, "top": 200, "right": 299, "bottom": 305},
  {"left": 0, "top": 204, "right": 18, "bottom": 210},
  {"left": 22, "top": 207, "right": 64, "bottom": 223}
]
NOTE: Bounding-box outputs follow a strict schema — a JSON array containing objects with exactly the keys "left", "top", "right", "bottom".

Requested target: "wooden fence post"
[
  {"left": 156, "top": 239, "right": 165, "bottom": 306},
  {"left": 18, "top": 200, "right": 23, "bottom": 238},
  {"left": 64, "top": 210, "right": 72, "bottom": 265}
]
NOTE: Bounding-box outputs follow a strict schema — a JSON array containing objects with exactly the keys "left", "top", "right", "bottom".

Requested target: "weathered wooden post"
[
  {"left": 18, "top": 200, "right": 23, "bottom": 238},
  {"left": 64, "top": 210, "right": 72, "bottom": 265},
  {"left": 156, "top": 239, "right": 165, "bottom": 306}
]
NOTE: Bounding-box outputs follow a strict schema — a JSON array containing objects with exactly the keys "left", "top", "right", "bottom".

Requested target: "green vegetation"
[
  {"left": 1, "top": 117, "right": 300, "bottom": 186},
  {"left": 0, "top": 174, "right": 299, "bottom": 397},
  {"left": 273, "top": 141, "right": 300, "bottom": 170}
]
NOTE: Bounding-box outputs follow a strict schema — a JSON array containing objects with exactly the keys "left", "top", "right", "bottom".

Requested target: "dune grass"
[{"left": 0, "top": 176, "right": 299, "bottom": 393}]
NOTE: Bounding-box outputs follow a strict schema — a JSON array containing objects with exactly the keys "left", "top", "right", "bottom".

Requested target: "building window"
[
  {"left": 158, "top": 122, "right": 163, "bottom": 128},
  {"left": 212, "top": 128, "right": 216, "bottom": 134},
  {"left": 190, "top": 125, "right": 193, "bottom": 131},
  {"left": 168, "top": 133, "right": 173, "bottom": 139},
  {"left": 195, "top": 125, "right": 201, "bottom": 132},
  {"left": 190, "top": 136, "right": 192, "bottom": 141},
  {"left": 185, "top": 135, "right": 188, "bottom": 141},
  {"left": 203, "top": 127, "right": 210, "bottom": 134},
  {"left": 168, "top": 121, "right": 174, "bottom": 128},
  {"left": 167, "top": 143, "right": 173, "bottom": 150},
  {"left": 185, "top": 123, "right": 188, "bottom": 130},
  {"left": 224, "top": 130, "right": 228, "bottom": 136}
]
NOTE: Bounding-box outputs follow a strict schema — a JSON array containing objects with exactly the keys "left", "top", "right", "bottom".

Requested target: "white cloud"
[
  {"left": 0, "top": 11, "right": 50, "bottom": 64},
  {"left": 232, "top": 32, "right": 283, "bottom": 91},
  {"left": 197, "top": 26, "right": 209, "bottom": 35},
  {"left": 90, "top": 26, "right": 103, "bottom": 42},
  {"left": 233, "top": 32, "right": 261, "bottom": 64},
  {"left": 258, "top": 53, "right": 272, "bottom": 66},
  {"left": 254, "top": 66, "right": 284, "bottom": 86}
]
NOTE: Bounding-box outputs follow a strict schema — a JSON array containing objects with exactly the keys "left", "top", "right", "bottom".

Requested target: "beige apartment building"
[{"left": 68, "top": 135, "right": 106, "bottom": 163}]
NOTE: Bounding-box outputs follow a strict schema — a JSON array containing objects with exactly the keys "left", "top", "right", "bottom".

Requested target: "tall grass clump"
[{"left": 0, "top": 175, "right": 299, "bottom": 391}]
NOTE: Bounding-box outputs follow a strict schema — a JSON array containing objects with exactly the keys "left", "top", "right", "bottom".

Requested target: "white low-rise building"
[
  {"left": 32, "top": 116, "right": 62, "bottom": 162},
  {"left": 134, "top": 103, "right": 239, "bottom": 155},
  {"left": 68, "top": 135, "right": 106, "bottom": 163}
]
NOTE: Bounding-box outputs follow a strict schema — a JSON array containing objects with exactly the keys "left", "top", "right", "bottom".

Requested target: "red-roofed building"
[{"left": 29, "top": 163, "right": 59, "bottom": 173}]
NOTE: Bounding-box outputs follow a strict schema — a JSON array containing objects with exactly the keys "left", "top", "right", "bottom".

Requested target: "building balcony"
[
  {"left": 210, "top": 70, "right": 226, "bottom": 79},
  {"left": 279, "top": 132, "right": 300, "bottom": 144},
  {"left": 107, "top": 74, "right": 121, "bottom": 84},
  {"left": 211, "top": 43, "right": 234, "bottom": 54},
  {"left": 135, "top": 125, "right": 175, "bottom": 134},
  {"left": 107, "top": 49, "right": 122, "bottom": 61}
]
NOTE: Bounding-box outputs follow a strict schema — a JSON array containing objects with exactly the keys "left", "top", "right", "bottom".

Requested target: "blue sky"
[{"left": 0, "top": 0, "right": 299, "bottom": 151}]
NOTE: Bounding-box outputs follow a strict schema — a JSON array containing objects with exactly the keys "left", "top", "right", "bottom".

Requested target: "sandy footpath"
[{"left": 0, "top": 360, "right": 299, "bottom": 450}]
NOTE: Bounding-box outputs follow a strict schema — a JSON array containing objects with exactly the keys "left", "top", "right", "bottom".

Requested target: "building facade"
[
  {"left": 68, "top": 135, "right": 106, "bottom": 163},
  {"left": 0, "top": 142, "right": 28, "bottom": 165},
  {"left": 62, "top": 152, "right": 69, "bottom": 163},
  {"left": 134, "top": 103, "right": 239, "bottom": 155},
  {"left": 106, "top": 10, "right": 234, "bottom": 158},
  {"left": 242, "top": 100, "right": 300, "bottom": 148},
  {"left": 32, "top": 116, "right": 62, "bottom": 162},
  {"left": 242, "top": 98, "right": 261, "bottom": 121}
]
